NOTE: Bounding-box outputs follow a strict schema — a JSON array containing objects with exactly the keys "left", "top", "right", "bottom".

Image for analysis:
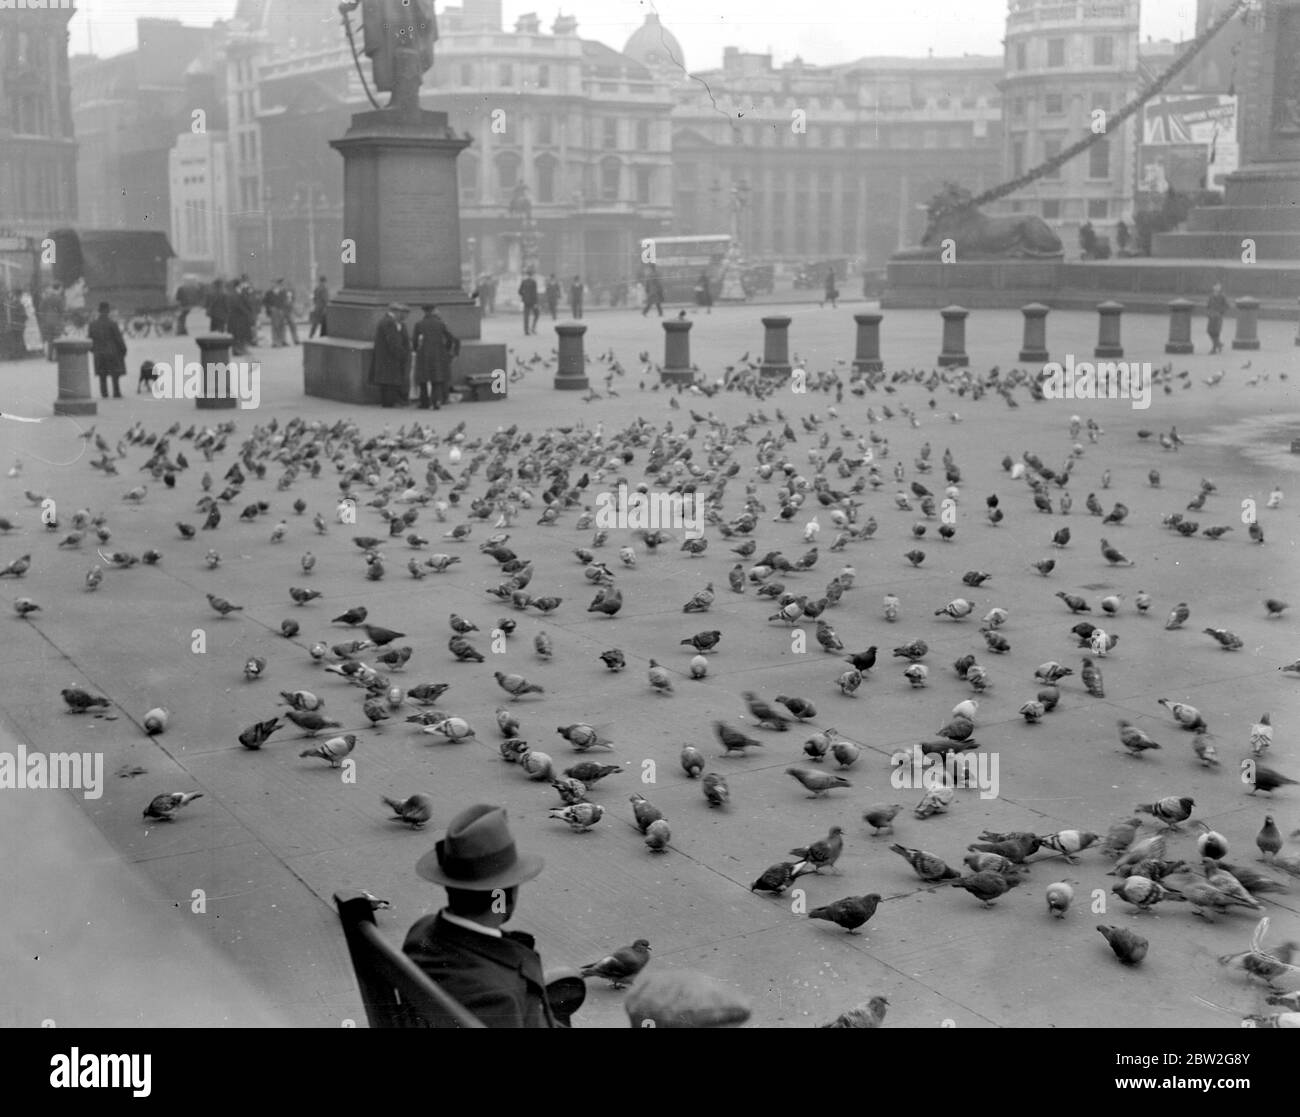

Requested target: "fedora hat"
[{"left": 416, "top": 804, "right": 544, "bottom": 891}]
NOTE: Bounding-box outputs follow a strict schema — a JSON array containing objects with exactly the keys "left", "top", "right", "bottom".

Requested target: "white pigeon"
[
  {"left": 803, "top": 517, "right": 820, "bottom": 542},
  {"left": 1250, "top": 714, "right": 1273, "bottom": 757}
]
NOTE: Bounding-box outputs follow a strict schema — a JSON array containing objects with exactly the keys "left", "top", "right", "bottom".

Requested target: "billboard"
[{"left": 1142, "top": 93, "right": 1238, "bottom": 189}]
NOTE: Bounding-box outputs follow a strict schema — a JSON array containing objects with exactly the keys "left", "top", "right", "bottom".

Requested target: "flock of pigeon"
[{"left": 3, "top": 341, "right": 1297, "bottom": 1028}]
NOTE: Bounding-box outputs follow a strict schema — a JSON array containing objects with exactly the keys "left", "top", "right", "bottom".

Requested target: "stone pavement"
[{"left": 0, "top": 300, "right": 1296, "bottom": 1028}]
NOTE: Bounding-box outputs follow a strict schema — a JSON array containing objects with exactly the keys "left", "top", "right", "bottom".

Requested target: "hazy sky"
[{"left": 69, "top": 0, "right": 1200, "bottom": 65}]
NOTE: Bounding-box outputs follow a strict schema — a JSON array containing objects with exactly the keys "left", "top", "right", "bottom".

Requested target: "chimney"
[
  {"left": 515, "top": 12, "right": 541, "bottom": 34},
  {"left": 552, "top": 13, "right": 578, "bottom": 36}
]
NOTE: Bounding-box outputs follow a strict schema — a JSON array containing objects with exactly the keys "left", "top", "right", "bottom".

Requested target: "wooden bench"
[
  {"left": 334, "top": 890, "right": 485, "bottom": 1028},
  {"left": 459, "top": 371, "right": 505, "bottom": 402}
]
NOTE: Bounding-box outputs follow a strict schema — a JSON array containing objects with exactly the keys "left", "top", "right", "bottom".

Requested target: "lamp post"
[
  {"left": 718, "top": 178, "right": 751, "bottom": 302},
  {"left": 262, "top": 186, "right": 273, "bottom": 265}
]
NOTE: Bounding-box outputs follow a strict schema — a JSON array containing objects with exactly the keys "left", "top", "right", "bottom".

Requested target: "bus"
[{"left": 638, "top": 235, "right": 731, "bottom": 303}]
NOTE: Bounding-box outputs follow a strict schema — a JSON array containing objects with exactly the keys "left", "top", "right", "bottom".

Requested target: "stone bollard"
[
  {"left": 661, "top": 319, "right": 694, "bottom": 385},
  {"left": 195, "top": 334, "right": 238, "bottom": 409},
  {"left": 1093, "top": 300, "right": 1124, "bottom": 359},
  {"left": 759, "top": 315, "right": 792, "bottom": 379},
  {"left": 852, "top": 312, "right": 883, "bottom": 373},
  {"left": 53, "top": 338, "right": 97, "bottom": 416},
  {"left": 1017, "top": 303, "right": 1050, "bottom": 363},
  {"left": 1164, "top": 298, "right": 1195, "bottom": 355},
  {"left": 937, "top": 305, "right": 969, "bottom": 367},
  {"left": 553, "top": 323, "right": 589, "bottom": 390},
  {"left": 1231, "top": 296, "right": 1260, "bottom": 351}
]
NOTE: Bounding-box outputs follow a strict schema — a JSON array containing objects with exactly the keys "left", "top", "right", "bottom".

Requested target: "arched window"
[
  {"left": 535, "top": 155, "right": 557, "bottom": 204},
  {"left": 495, "top": 152, "right": 520, "bottom": 198}
]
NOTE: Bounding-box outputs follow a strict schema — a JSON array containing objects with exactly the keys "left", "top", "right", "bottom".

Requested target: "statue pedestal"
[{"left": 304, "top": 107, "right": 505, "bottom": 403}]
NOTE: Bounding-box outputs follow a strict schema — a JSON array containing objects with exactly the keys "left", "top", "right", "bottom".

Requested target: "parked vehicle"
[{"left": 47, "top": 228, "right": 177, "bottom": 337}]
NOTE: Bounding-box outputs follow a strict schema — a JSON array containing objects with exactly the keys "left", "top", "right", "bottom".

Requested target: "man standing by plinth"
[
  {"left": 1206, "top": 282, "right": 1230, "bottom": 355},
  {"left": 518, "top": 268, "right": 540, "bottom": 335},
  {"left": 309, "top": 275, "right": 329, "bottom": 338},
  {"left": 87, "top": 301, "right": 127, "bottom": 399},
  {"left": 369, "top": 302, "right": 412, "bottom": 407},
  {"left": 412, "top": 304, "right": 459, "bottom": 410},
  {"left": 569, "top": 275, "right": 584, "bottom": 319}
]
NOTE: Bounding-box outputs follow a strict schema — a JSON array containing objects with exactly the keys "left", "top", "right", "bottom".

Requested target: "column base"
[
  {"left": 1164, "top": 342, "right": 1195, "bottom": 354},
  {"left": 760, "top": 363, "right": 791, "bottom": 378},
  {"left": 1231, "top": 339, "right": 1261, "bottom": 350},
  {"left": 1017, "top": 349, "right": 1049, "bottom": 363},
  {"left": 1094, "top": 345, "right": 1124, "bottom": 359},
  {"left": 553, "top": 375, "right": 589, "bottom": 390},
  {"left": 661, "top": 368, "right": 695, "bottom": 385},
  {"left": 937, "top": 353, "right": 969, "bottom": 367},
  {"left": 852, "top": 359, "right": 883, "bottom": 373},
  {"left": 53, "top": 398, "right": 97, "bottom": 416},
  {"left": 196, "top": 396, "right": 239, "bottom": 410}
]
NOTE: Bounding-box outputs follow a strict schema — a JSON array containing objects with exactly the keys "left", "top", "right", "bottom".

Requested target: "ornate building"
[
  {"left": 998, "top": 0, "right": 1141, "bottom": 246},
  {"left": 0, "top": 0, "right": 77, "bottom": 250},
  {"left": 658, "top": 28, "right": 1004, "bottom": 266}
]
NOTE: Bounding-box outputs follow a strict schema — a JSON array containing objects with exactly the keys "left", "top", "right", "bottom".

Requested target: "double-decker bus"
[{"left": 637, "top": 234, "right": 731, "bottom": 303}]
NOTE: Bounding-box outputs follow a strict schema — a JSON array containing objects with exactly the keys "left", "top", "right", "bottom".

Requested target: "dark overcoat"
[
  {"left": 369, "top": 315, "right": 411, "bottom": 387},
  {"left": 87, "top": 314, "right": 127, "bottom": 376},
  {"left": 412, "top": 313, "right": 459, "bottom": 384}
]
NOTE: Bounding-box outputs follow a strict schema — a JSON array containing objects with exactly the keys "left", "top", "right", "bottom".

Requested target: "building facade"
[
  {"left": 169, "top": 130, "right": 233, "bottom": 280},
  {"left": 998, "top": 0, "right": 1141, "bottom": 248},
  {"left": 656, "top": 32, "right": 1004, "bottom": 266},
  {"left": 0, "top": 0, "right": 77, "bottom": 260}
]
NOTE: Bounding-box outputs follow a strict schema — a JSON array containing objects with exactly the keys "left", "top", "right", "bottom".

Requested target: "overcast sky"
[{"left": 69, "top": 0, "right": 1200, "bottom": 65}]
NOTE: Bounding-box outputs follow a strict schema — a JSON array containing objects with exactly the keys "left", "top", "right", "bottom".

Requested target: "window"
[
  {"left": 1088, "top": 198, "right": 1108, "bottom": 219},
  {"left": 1044, "top": 137, "right": 1062, "bottom": 178},
  {"left": 500, "top": 64, "right": 515, "bottom": 86},
  {"left": 1044, "top": 92, "right": 1063, "bottom": 115},
  {"left": 1089, "top": 138, "right": 1110, "bottom": 178},
  {"left": 600, "top": 158, "right": 620, "bottom": 201},
  {"left": 1047, "top": 38, "right": 1065, "bottom": 67},
  {"left": 496, "top": 152, "right": 520, "bottom": 195},
  {"left": 602, "top": 118, "right": 618, "bottom": 149},
  {"left": 636, "top": 119, "right": 650, "bottom": 150},
  {"left": 636, "top": 167, "right": 653, "bottom": 204},
  {"left": 535, "top": 156, "right": 556, "bottom": 203},
  {"left": 1014, "top": 42, "right": 1026, "bottom": 70},
  {"left": 1042, "top": 199, "right": 1061, "bottom": 219},
  {"left": 537, "top": 64, "right": 550, "bottom": 89},
  {"left": 460, "top": 63, "right": 473, "bottom": 86},
  {"left": 1093, "top": 36, "right": 1114, "bottom": 66},
  {"left": 535, "top": 114, "right": 552, "bottom": 145}
]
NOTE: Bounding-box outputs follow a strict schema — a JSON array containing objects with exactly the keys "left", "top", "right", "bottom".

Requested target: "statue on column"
[{"left": 340, "top": 0, "right": 438, "bottom": 114}]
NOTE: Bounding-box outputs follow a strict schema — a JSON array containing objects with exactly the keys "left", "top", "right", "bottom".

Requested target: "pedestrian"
[
  {"left": 283, "top": 284, "right": 300, "bottom": 344},
  {"left": 38, "top": 281, "right": 65, "bottom": 360},
  {"left": 263, "top": 280, "right": 287, "bottom": 347},
  {"left": 820, "top": 266, "right": 839, "bottom": 309},
  {"left": 1115, "top": 219, "right": 1130, "bottom": 254},
  {"left": 403, "top": 803, "right": 586, "bottom": 1028},
  {"left": 641, "top": 265, "right": 664, "bottom": 317},
  {"left": 518, "top": 268, "right": 539, "bottom": 335},
  {"left": 0, "top": 287, "right": 25, "bottom": 359},
  {"left": 309, "top": 275, "right": 329, "bottom": 338},
  {"left": 173, "top": 280, "right": 193, "bottom": 336},
  {"left": 568, "top": 275, "right": 584, "bottom": 319},
  {"left": 1206, "top": 282, "right": 1230, "bottom": 355},
  {"left": 206, "top": 279, "right": 230, "bottom": 334},
  {"left": 87, "top": 301, "right": 127, "bottom": 399},
  {"left": 227, "top": 282, "right": 252, "bottom": 356},
  {"left": 368, "top": 302, "right": 412, "bottom": 408},
  {"left": 544, "top": 274, "right": 560, "bottom": 320},
  {"left": 412, "top": 304, "right": 459, "bottom": 410},
  {"left": 693, "top": 270, "right": 713, "bottom": 315}
]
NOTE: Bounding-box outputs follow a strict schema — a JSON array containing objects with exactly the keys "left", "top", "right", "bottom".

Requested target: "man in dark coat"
[
  {"left": 207, "top": 279, "right": 231, "bottom": 334},
  {"left": 369, "top": 302, "right": 412, "bottom": 407},
  {"left": 518, "top": 268, "right": 539, "bottom": 335},
  {"left": 641, "top": 265, "right": 664, "bottom": 317},
  {"left": 543, "top": 274, "right": 561, "bottom": 320},
  {"left": 411, "top": 304, "right": 459, "bottom": 409},
  {"left": 1206, "top": 282, "right": 1230, "bottom": 354},
  {"left": 568, "top": 275, "right": 584, "bottom": 319},
  {"left": 87, "top": 301, "right": 127, "bottom": 398},
  {"left": 403, "top": 804, "right": 585, "bottom": 1028}
]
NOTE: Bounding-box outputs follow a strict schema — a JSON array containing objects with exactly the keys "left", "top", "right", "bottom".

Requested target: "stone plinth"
[
  {"left": 1165, "top": 299, "right": 1195, "bottom": 354},
  {"left": 53, "top": 338, "right": 96, "bottom": 416},
  {"left": 1232, "top": 296, "right": 1261, "bottom": 350},
  {"left": 661, "top": 320, "right": 694, "bottom": 384},
  {"left": 937, "top": 305, "right": 969, "bottom": 367},
  {"left": 1018, "top": 303, "right": 1049, "bottom": 363},
  {"left": 195, "top": 335, "right": 238, "bottom": 410},
  {"left": 852, "top": 313, "right": 883, "bottom": 373},
  {"left": 554, "top": 323, "right": 589, "bottom": 390},
  {"left": 1094, "top": 300, "right": 1124, "bottom": 359},
  {"left": 760, "top": 316, "right": 792, "bottom": 379}
]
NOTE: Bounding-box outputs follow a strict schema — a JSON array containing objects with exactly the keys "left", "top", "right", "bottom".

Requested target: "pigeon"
[
  {"left": 549, "top": 802, "right": 605, "bottom": 832},
  {"left": 889, "top": 844, "right": 960, "bottom": 882},
  {"left": 863, "top": 804, "right": 901, "bottom": 834},
  {"left": 1204, "top": 623, "right": 1245, "bottom": 650},
  {"left": 1257, "top": 816, "right": 1283, "bottom": 862},
  {"left": 682, "top": 583, "right": 715, "bottom": 613},
  {"left": 285, "top": 710, "right": 343, "bottom": 736},
  {"left": 519, "top": 751, "right": 555, "bottom": 781},
  {"left": 715, "top": 721, "right": 762, "bottom": 755},
  {"left": 1081, "top": 656, "right": 1104, "bottom": 697},
  {"left": 1100, "top": 817, "right": 1143, "bottom": 858},
  {"left": 644, "top": 819, "right": 671, "bottom": 852},
  {"left": 1166, "top": 879, "right": 1262, "bottom": 920},
  {"left": 333, "top": 606, "right": 368, "bottom": 626},
  {"left": 1244, "top": 763, "right": 1298, "bottom": 796},
  {"left": 681, "top": 630, "right": 722, "bottom": 653},
  {"left": 62, "top": 687, "right": 111, "bottom": 713},
  {"left": 579, "top": 939, "right": 651, "bottom": 988},
  {"left": 494, "top": 671, "right": 544, "bottom": 700},
  {"left": 836, "top": 668, "right": 864, "bottom": 696},
  {"left": 1045, "top": 881, "right": 1074, "bottom": 918},
  {"left": 243, "top": 656, "right": 267, "bottom": 680},
  {"left": 935, "top": 598, "right": 974, "bottom": 620},
  {"left": 14, "top": 597, "right": 40, "bottom": 617},
  {"left": 787, "top": 767, "right": 851, "bottom": 797},
  {"left": 744, "top": 691, "right": 791, "bottom": 730},
  {"left": 1112, "top": 875, "right": 1184, "bottom": 911},
  {"left": 206, "top": 593, "right": 243, "bottom": 617},
  {"left": 701, "top": 771, "right": 730, "bottom": 807},
  {"left": 563, "top": 762, "right": 619, "bottom": 785},
  {"left": 1265, "top": 599, "right": 1290, "bottom": 618},
  {"left": 1097, "top": 924, "right": 1148, "bottom": 965},
  {"left": 1055, "top": 592, "right": 1090, "bottom": 614},
  {"left": 557, "top": 724, "right": 613, "bottom": 752},
  {"left": 808, "top": 894, "right": 881, "bottom": 934},
  {"left": 362, "top": 624, "right": 404, "bottom": 647},
  {"left": 299, "top": 734, "right": 357, "bottom": 767},
  {"left": 551, "top": 777, "right": 588, "bottom": 806},
  {"left": 819, "top": 996, "right": 890, "bottom": 1029},
  {"left": 408, "top": 683, "right": 451, "bottom": 706},
  {"left": 142, "top": 706, "right": 169, "bottom": 735},
  {"left": 789, "top": 826, "right": 845, "bottom": 873},
  {"left": 1099, "top": 538, "right": 1134, "bottom": 565},
  {"left": 1136, "top": 796, "right": 1195, "bottom": 830},
  {"left": 1164, "top": 602, "right": 1190, "bottom": 630},
  {"left": 680, "top": 746, "right": 706, "bottom": 778},
  {"left": 647, "top": 659, "right": 673, "bottom": 695},
  {"left": 629, "top": 793, "right": 665, "bottom": 833},
  {"left": 142, "top": 791, "right": 204, "bottom": 822},
  {"left": 1037, "top": 831, "right": 1099, "bottom": 863},
  {"left": 382, "top": 793, "right": 434, "bottom": 828},
  {"left": 951, "top": 870, "right": 1022, "bottom": 907},
  {"left": 448, "top": 635, "right": 485, "bottom": 663},
  {"left": 891, "top": 639, "right": 927, "bottom": 661},
  {"left": 1117, "top": 720, "right": 1161, "bottom": 757},
  {"left": 830, "top": 739, "right": 860, "bottom": 768},
  {"left": 750, "top": 861, "right": 814, "bottom": 895},
  {"left": 1157, "top": 698, "right": 1205, "bottom": 731}
]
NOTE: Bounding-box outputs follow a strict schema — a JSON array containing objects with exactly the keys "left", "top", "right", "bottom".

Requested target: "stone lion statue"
[{"left": 893, "top": 183, "right": 1064, "bottom": 260}]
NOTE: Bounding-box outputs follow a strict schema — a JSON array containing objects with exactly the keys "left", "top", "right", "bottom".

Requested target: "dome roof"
[{"left": 622, "top": 13, "right": 683, "bottom": 71}]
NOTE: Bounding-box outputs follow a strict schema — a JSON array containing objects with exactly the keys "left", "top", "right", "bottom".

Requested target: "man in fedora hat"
[
  {"left": 369, "top": 302, "right": 412, "bottom": 407},
  {"left": 403, "top": 804, "right": 585, "bottom": 1027}
]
